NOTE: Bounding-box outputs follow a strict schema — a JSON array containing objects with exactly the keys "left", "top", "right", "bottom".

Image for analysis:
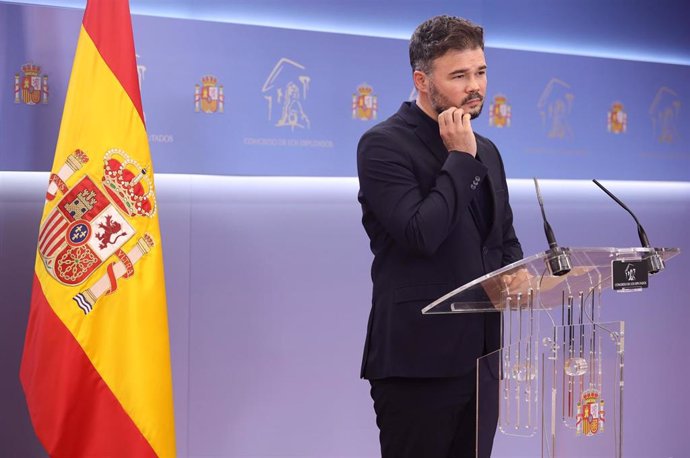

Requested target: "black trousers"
[{"left": 369, "top": 372, "right": 499, "bottom": 458}]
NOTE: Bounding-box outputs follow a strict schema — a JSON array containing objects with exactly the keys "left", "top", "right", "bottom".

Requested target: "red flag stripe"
[
  {"left": 20, "top": 275, "right": 157, "bottom": 457},
  {"left": 82, "top": 0, "right": 144, "bottom": 125},
  {"left": 39, "top": 221, "right": 67, "bottom": 256},
  {"left": 38, "top": 211, "right": 62, "bottom": 248},
  {"left": 40, "top": 220, "right": 67, "bottom": 254},
  {"left": 44, "top": 239, "right": 67, "bottom": 259},
  {"left": 41, "top": 222, "right": 68, "bottom": 257}
]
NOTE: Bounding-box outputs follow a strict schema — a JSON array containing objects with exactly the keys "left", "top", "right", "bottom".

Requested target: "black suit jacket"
[{"left": 357, "top": 101, "right": 523, "bottom": 380}]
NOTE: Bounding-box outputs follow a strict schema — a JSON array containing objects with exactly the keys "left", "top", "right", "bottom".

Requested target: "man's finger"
[{"left": 438, "top": 109, "right": 451, "bottom": 126}]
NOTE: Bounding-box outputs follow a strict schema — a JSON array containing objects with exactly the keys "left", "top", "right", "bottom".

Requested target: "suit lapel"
[
  {"left": 415, "top": 125, "right": 448, "bottom": 165},
  {"left": 397, "top": 102, "right": 447, "bottom": 165}
]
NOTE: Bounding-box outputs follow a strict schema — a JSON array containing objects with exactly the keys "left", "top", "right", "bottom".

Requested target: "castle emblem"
[
  {"left": 38, "top": 148, "right": 157, "bottom": 315},
  {"left": 649, "top": 86, "right": 681, "bottom": 143},
  {"left": 262, "top": 58, "right": 311, "bottom": 130},
  {"left": 489, "top": 94, "right": 511, "bottom": 128},
  {"left": 15, "top": 63, "right": 49, "bottom": 105},
  {"left": 352, "top": 83, "right": 377, "bottom": 121},
  {"left": 538, "top": 78, "right": 574, "bottom": 139},
  {"left": 576, "top": 389, "right": 605, "bottom": 437},
  {"left": 195, "top": 75, "right": 224, "bottom": 113},
  {"left": 607, "top": 102, "right": 627, "bottom": 134}
]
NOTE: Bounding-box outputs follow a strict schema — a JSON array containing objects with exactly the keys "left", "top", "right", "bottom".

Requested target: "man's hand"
[
  {"left": 501, "top": 268, "right": 533, "bottom": 293},
  {"left": 438, "top": 107, "right": 477, "bottom": 157}
]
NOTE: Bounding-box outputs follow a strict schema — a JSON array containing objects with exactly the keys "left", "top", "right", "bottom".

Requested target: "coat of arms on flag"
[{"left": 38, "top": 148, "right": 156, "bottom": 314}]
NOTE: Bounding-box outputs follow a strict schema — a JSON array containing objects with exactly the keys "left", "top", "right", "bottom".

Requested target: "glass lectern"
[{"left": 422, "top": 247, "right": 680, "bottom": 458}]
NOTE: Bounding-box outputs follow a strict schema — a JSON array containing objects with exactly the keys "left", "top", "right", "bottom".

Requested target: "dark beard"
[
  {"left": 461, "top": 92, "right": 484, "bottom": 119},
  {"left": 430, "top": 84, "right": 484, "bottom": 119}
]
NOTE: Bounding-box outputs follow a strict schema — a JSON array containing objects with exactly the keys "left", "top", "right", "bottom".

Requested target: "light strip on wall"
[
  {"left": 3, "top": 0, "right": 688, "bottom": 66},
  {"left": 4, "top": 171, "right": 690, "bottom": 193},
  {"left": 488, "top": 41, "right": 690, "bottom": 66}
]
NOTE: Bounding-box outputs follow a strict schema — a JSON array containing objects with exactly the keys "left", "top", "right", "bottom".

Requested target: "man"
[{"left": 356, "top": 15, "right": 523, "bottom": 457}]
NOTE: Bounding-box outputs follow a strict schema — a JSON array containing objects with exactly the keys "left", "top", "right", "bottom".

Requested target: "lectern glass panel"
[
  {"left": 422, "top": 247, "right": 679, "bottom": 315},
  {"left": 423, "top": 247, "right": 680, "bottom": 458}
]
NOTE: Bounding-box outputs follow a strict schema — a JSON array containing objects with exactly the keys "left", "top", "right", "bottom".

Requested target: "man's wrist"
[{"left": 448, "top": 149, "right": 475, "bottom": 157}]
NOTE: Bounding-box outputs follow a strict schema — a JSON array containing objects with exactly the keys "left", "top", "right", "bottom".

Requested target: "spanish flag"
[{"left": 19, "top": 1, "right": 176, "bottom": 456}]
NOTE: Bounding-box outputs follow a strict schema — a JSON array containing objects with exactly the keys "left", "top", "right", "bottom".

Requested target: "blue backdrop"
[{"left": 2, "top": 3, "right": 689, "bottom": 180}]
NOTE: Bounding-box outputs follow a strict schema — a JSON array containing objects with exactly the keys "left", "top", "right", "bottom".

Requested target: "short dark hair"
[{"left": 409, "top": 15, "right": 484, "bottom": 74}]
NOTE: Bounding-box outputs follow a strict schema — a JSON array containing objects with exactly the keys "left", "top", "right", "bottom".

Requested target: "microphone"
[
  {"left": 533, "top": 177, "right": 571, "bottom": 276},
  {"left": 592, "top": 179, "right": 664, "bottom": 274}
]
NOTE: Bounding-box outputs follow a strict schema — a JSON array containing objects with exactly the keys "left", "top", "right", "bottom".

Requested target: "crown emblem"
[
  {"left": 22, "top": 63, "right": 41, "bottom": 76},
  {"left": 102, "top": 149, "right": 156, "bottom": 217},
  {"left": 357, "top": 83, "right": 373, "bottom": 96},
  {"left": 583, "top": 391, "right": 598, "bottom": 402},
  {"left": 201, "top": 75, "right": 218, "bottom": 87}
]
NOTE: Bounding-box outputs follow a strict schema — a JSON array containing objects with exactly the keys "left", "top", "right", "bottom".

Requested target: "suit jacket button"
[{"left": 482, "top": 246, "right": 489, "bottom": 255}]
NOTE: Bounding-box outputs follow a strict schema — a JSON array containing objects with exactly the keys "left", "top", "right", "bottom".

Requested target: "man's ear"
[{"left": 413, "top": 70, "right": 428, "bottom": 93}]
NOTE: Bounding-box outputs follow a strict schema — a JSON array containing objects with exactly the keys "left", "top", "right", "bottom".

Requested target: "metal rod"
[
  {"left": 527, "top": 289, "right": 534, "bottom": 429},
  {"left": 561, "top": 291, "right": 566, "bottom": 420},
  {"left": 567, "top": 295, "right": 574, "bottom": 419},
  {"left": 516, "top": 293, "right": 523, "bottom": 428}
]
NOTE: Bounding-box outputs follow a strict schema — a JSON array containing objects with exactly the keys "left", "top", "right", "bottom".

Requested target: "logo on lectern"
[
  {"left": 624, "top": 263, "right": 637, "bottom": 281},
  {"left": 612, "top": 259, "right": 648, "bottom": 291},
  {"left": 576, "top": 389, "right": 605, "bottom": 437}
]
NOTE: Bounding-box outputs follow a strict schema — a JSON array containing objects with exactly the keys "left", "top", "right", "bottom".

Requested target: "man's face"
[{"left": 425, "top": 47, "right": 487, "bottom": 119}]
